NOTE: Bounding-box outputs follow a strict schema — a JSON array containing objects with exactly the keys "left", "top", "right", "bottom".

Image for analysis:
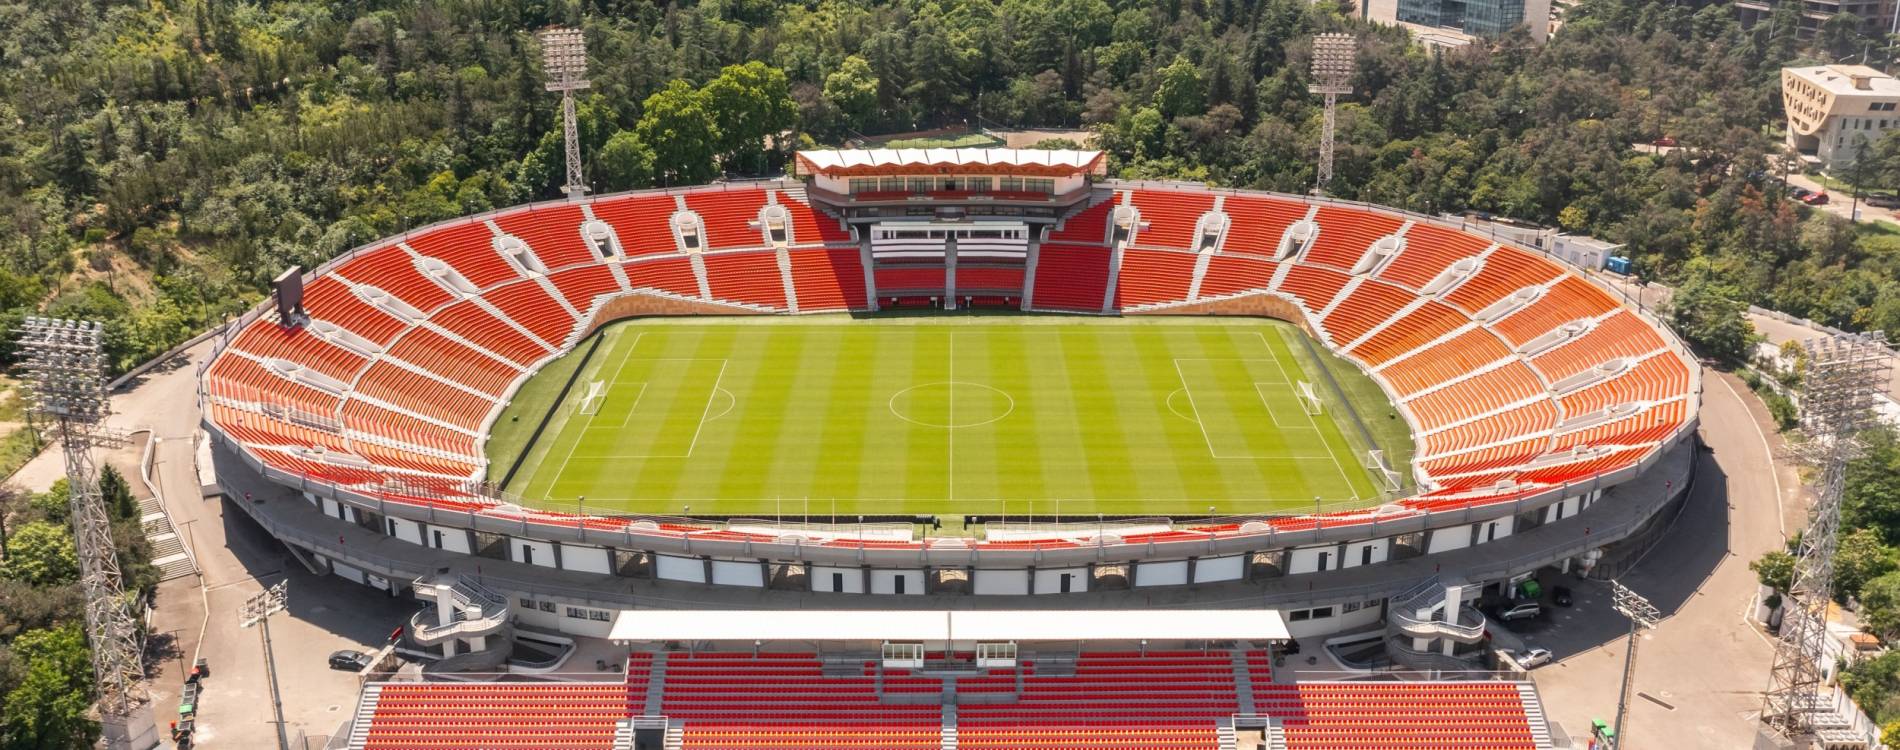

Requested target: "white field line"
[{"left": 1259, "top": 330, "right": 1361, "bottom": 501}]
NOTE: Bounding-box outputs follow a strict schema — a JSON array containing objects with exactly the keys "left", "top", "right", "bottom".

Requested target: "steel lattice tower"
[
  {"left": 18, "top": 318, "right": 156, "bottom": 748},
  {"left": 1762, "top": 331, "right": 1892, "bottom": 738},
  {"left": 539, "top": 27, "right": 591, "bottom": 200},
  {"left": 1308, "top": 33, "right": 1356, "bottom": 195}
]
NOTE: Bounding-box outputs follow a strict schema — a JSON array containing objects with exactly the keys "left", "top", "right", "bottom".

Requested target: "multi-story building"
[
  {"left": 1783, "top": 64, "right": 1900, "bottom": 170},
  {"left": 1738, "top": 0, "right": 1895, "bottom": 39},
  {"left": 1362, "top": 0, "right": 1553, "bottom": 43}
]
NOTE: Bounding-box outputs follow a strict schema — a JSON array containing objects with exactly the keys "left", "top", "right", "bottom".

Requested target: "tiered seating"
[
  {"left": 1379, "top": 328, "right": 1514, "bottom": 395},
  {"left": 302, "top": 276, "right": 410, "bottom": 345},
  {"left": 483, "top": 280, "right": 579, "bottom": 347},
  {"left": 1418, "top": 436, "right": 1552, "bottom": 477},
  {"left": 1420, "top": 400, "right": 1560, "bottom": 458},
  {"left": 956, "top": 651, "right": 1234, "bottom": 750},
  {"left": 1197, "top": 253, "right": 1277, "bottom": 298},
  {"left": 1376, "top": 222, "right": 1491, "bottom": 291},
  {"left": 1528, "top": 311, "right": 1661, "bottom": 383},
  {"left": 1130, "top": 190, "right": 1215, "bottom": 250},
  {"left": 778, "top": 193, "right": 854, "bottom": 245},
  {"left": 685, "top": 190, "right": 769, "bottom": 249},
  {"left": 340, "top": 398, "right": 479, "bottom": 458},
  {"left": 875, "top": 266, "right": 947, "bottom": 294},
  {"left": 1553, "top": 398, "right": 1688, "bottom": 450},
  {"left": 1442, "top": 246, "right": 1564, "bottom": 314},
  {"left": 1321, "top": 280, "right": 1417, "bottom": 344},
  {"left": 495, "top": 204, "right": 598, "bottom": 267},
  {"left": 1047, "top": 201, "right": 1113, "bottom": 244},
  {"left": 1257, "top": 681, "right": 1538, "bottom": 750},
  {"left": 1276, "top": 265, "right": 1353, "bottom": 310},
  {"left": 355, "top": 361, "right": 492, "bottom": 430},
  {"left": 663, "top": 652, "right": 940, "bottom": 750},
  {"left": 227, "top": 323, "right": 370, "bottom": 383},
  {"left": 1031, "top": 244, "right": 1110, "bottom": 312},
  {"left": 428, "top": 299, "right": 551, "bottom": 367},
  {"left": 590, "top": 194, "right": 682, "bottom": 257},
  {"left": 406, "top": 221, "right": 518, "bottom": 290},
  {"left": 956, "top": 266, "right": 1026, "bottom": 293},
  {"left": 621, "top": 256, "right": 701, "bottom": 298},
  {"left": 1305, "top": 207, "right": 1403, "bottom": 270},
  {"left": 1558, "top": 354, "right": 1690, "bottom": 416},
  {"left": 1220, "top": 195, "right": 1306, "bottom": 256},
  {"left": 1405, "top": 362, "right": 1546, "bottom": 428},
  {"left": 361, "top": 683, "right": 627, "bottom": 750},
  {"left": 703, "top": 251, "right": 790, "bottom": 309},
  {"left": 1113, "top": 249, "right": 1198, "bottom": 307},
  {"left": 1347, "top": 301, "right": 1469, "bottom": 366},
  {"left": 204, "top": 354, "right": 341, "bottom": 417},
  {"left": 1490, "top": 277, "right": 1620, "bottom": 347},
  {"left": 386, "top": 327, "right": 518, "bottom": 396},
  {"left": 333, "top": 247, "right": 456, "bottom": 313},
  {"left": 787, "top": 248, "right": 868, "bottom": 310}
]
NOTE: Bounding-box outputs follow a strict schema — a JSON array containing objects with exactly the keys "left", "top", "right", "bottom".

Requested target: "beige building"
[{"left": 1783, "top": 64, "right": 1900, "bottom": 170}]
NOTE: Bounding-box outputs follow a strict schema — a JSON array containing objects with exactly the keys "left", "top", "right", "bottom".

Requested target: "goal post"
[
  {"left": 1297, "top": 381, "right": 1323, "bottom": 416},
  {"left": 1362, "top": 449, "right": 1403, "bottom": 492},
  {"left": 578, "top": 380, "right": 607, "bottom": 415}
]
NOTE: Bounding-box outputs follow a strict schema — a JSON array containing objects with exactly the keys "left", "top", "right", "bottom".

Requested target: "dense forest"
[{"left": 2, "top": 0, "right": 1900, "bottom": 743}]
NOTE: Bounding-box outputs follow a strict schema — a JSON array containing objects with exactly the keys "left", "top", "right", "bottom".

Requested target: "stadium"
[{"left": 196, "top": 146, "right": 1700, "bottom": 748}]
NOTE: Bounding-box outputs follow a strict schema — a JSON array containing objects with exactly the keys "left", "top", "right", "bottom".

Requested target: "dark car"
[
  {"left": 328, "top": 649, "right": 372, "bottom": 672},
  {"left": 1789, "top": 186, "right": 1813, "bottom": 199},
  {"left": 1552, "top": 586, "right": 1573, "bottom": 607},
  {"left": 1866, "top": 193, "right": 1900, "bottom": 208}
]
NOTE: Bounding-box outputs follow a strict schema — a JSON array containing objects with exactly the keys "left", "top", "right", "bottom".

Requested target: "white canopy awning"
[
  {"left": 795, "top": 148, "right": 1106, "bottom": 174},
  {"left": 608, "top": 609, "right": 1288, "bottom": 644}
]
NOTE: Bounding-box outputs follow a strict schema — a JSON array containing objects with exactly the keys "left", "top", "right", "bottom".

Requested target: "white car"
[{"left": 1507, "top": 648, "right": 1553, "bottom": 669}]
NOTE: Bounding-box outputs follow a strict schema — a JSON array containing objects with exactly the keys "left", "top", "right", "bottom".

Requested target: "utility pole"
[
  {"left": 1761, "top": 332, "right": 1891, "bottom": 739},
  {"left": 1308, "top": 33, "right": 1357, "bottom": 195},
  {"left": 1609, "top": 580, "right": 1660, "bottom": 748},
  {"left": 19, "top": 318, "right": 157, "bottom": 749},
  {"left": 241, "top": 581, "right": 291, "bottom": 750},
  {"left": 539, "top": 26, "right": 591, "bottom": 200}
]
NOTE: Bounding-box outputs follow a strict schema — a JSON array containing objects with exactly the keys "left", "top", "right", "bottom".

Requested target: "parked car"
[
  {"left": 1790, "top": 186, "right": 1813, "bottom": 199},
  {"left": 1495, "top": 602, "right": 1542, "bottom": 622},
  {"left": 1802, "top": 191, "right": 1831, "bottom": 205},
  {"left": 1866, "top": 193, "right": 1900, "bottom": 208},
  {"left": 1652, "top": 136, "right": 1678, "bottom": 147},
  {"left": 1552, "top": 586, "right": 1573, "bottom": 607},
  {"left": 1507, "top": 648, "right": 1553, "bottom": 668},
  {"left": 328, "top": 649, "right": 372, "bottom": 672}
]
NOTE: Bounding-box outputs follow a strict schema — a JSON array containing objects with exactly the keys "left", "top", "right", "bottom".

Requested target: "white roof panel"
[
  {"left": 797, "top": 148, "right": 1104, "bottom": 173},
  {"left": 608, "top": 608, "right": 1288, "bottom": 643}
]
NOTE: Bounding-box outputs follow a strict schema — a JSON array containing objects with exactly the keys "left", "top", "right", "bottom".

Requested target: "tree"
[
  {"left": 1837, "top": 527, "right": 1897, "bottom": 602},
  {"left": 596, "top": 131, "right": 656, "bottom": 192},
  {"left": 1752, "top": 550, "right": 1796, "bottom": 592},
  {"left": 702, "top": 62, "right": 796, "bottom": 175},
  {"left": 0, "top": 625, "right": 97, "bottom": 748},
  {"left": 0, "top": 522, "right": 77, "bottom": 587},
  {"left": 1861, "top": 571, "right": 1900, "bottom": 640},
  {"left": 1154, "top": 55, "right": 1205, "bottom": 120},
  {"left": 1670, "top": 269, "right": 1756, "bottom": 363},
  {"left": 823, "top": 56, "right": 880, "bottom": 133},
  {"left": 636, "top": 81, "right": 721, "bottom": 186},
  {"left": 1846, "top": 428, "right": 1900, "bottom": 541},
  {"left": 98, "top": 465, "right": 136, "bottom": 521}
]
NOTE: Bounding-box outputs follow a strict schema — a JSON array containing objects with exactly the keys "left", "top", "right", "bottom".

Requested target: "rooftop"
[
  {"left": 1786, "top": 64, "right": 1900, "bottom": 97},
  {"left": 795, "top": 147, "right": 1106, "bottom": 174}
]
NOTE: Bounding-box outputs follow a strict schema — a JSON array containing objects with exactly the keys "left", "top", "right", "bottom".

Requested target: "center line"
[{"left": 948, "top": 330, "right": 955, "bottom": 503}]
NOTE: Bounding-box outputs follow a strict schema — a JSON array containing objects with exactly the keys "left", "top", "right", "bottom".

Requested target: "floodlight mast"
[
  {"left": 540, "top": 27, "right": 592, "bottom": 200},
  {"left": 1308, "top": 33, "right": 1357, "bottom": 195},
  {"left": 18, "top": 317, "right": 156, "bottom": 749}
]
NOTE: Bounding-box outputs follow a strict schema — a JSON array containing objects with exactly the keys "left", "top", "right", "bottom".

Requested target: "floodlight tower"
[
  {"left": 1609, "top": 580, "right": 1660, "bottom": 749},
  {"left": 18, "top": 317, "right": 156, "bottom": 749},
  {"left": 539, "top": 26, "right": 591, "bottom": 200},
  {"left": 1761, "top": 331, "right": 1892, "bottom": 738},
  {"left": 1308, "top": 33, "right": 1357, "bottom": 195}
]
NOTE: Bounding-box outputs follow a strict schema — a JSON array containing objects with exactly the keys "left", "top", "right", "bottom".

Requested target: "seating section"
[
  {"left": 1305, "top": 207, "right": 1404, "bottom": 270},
  {"left": 788, "top": 248, "right": 868, "bottom": 310},
  {"left": 208, "top": 181, "right": 1694, "bottom": 541},
  {"left": 1031, "top": 244, "right": 1110, "bottom": 312},
  {"left": 1114, "top": 249, "right": 1198, "bottom": 307},
  {"left": 360, "top": 683, "right": 627, "bottom": 750},
  {"left": 663, "top": 653, "right": 941, "bottom": 750},
  {"left": 1220, "top": 195, "right": 1307, "bottom": 256},
  {"left": 1130, "top": 190, "right": 1215, "bottom": 250},
  {"left": 1257, "top": 681, "right": 1539, "bottom": 750},
  {"left": 686, "top": 190, "right": 770, "bottom": 249},
  {"left": 957, "top": 651, "right": 1234, "bottom": 750},
  {"left": 704, "top": 251, "right": 790, "bottom": 309},
  {"left": 589, "top": 194, "right": 681, "bottom": 257}
]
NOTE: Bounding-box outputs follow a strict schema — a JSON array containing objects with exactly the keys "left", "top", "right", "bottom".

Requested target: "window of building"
[
  {"left": 881, "top": 176, "right": 904, "bottom": 191},
  {"left": 566, "top": 606, "right": 587, "bottom": 619},
  {"left": 849, "top": 178, "right": 878, "bottom": 194},
  {"left": 998, "top": 176, "right": 1023, "bottom": 191},
  {"left": 1024, "top": 178, "right": 1055, "bottom": 194},
  {"left": 539, "top": 601, "right": 556, "bottom": 613},
  {"left": 1342, "top": 601, "right": 1362, "bottom": 613},
  {"left": 1288, "top": 609, "right": 1311, "bottom": 622},
  {"left": 907, "top": 177, "right": 933, "bottom": 194},
  {"left": 519, "top": 598, "right": 535, "bottom": 609}
]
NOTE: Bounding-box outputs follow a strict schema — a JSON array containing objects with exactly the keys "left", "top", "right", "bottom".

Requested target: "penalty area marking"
[{"left": 1257, "top": 329, "right": 1361, "bottom": 501}]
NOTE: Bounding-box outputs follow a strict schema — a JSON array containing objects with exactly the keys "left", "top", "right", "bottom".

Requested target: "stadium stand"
[
  {"left": 406, "top": 221, "right": 518, "bottom": 289},
  {"left": 1129, "top": 190, "right": 1215, "bottom": 250},
  {"left": 1197, "top": 253, "right": 1277, "bottom": 298},
  {"left": 1218, "top": 195, "right": 1307, "bottom": 256},
  {"left": 778, "top": 192, "right": 854, "bottom": 245},
  {"left": 787, "top": 248, "right": 868, "bottom": 310},
  {"left": 497, "top": 204, "right": 599, "bottom": 267},
  {"left": 1030, "top": 244, "right": 1111, "bottom": 312},
  {"left": 1113, "top": 249, "right": 1199, "bottom": 307},
  {"left": 588, "top": 194, "right": 682, "bottom": 257},
  {"left": 703, "top": 251, "right": 791, "bottom": 309},
  {"left": 1304, "top": 206, "right": 1404, "bottom": 270},
  {"left": 685, "top": 190, "right": 770, "bottom": 249},
  {"left": 875, "top": 266, "right": 948, "bottom": 294}
]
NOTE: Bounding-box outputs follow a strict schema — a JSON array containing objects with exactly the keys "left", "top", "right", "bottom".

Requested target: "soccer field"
[{"left": 490, "top": 317, "right": 1400, "bottom": 518}]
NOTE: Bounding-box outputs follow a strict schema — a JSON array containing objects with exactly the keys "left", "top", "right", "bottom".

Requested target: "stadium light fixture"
[
  {"left": 1308, "top": 32, "right": 1357, "bottom": 195},
  {"left": 1609, "top": 580, "right": 1658, "bottom": 749},
  {"left": 539, "top": 27, "right": 591, "bottom": 200}
]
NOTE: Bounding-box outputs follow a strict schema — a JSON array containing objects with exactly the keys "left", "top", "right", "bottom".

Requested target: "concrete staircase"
[
  {"left": 644, "top": 653, "right": 668, "bottom": 716},
  {"left": 346, "top": 685, "right": 381, "bottom": 748},
  {"left": 140, "top": 496, "right": 196, "bottom": 581},
  {"left": 1516, "top": 684, "right": 1556, "bottom": 749},
  {"left": 940, "top": 702, "right": 958, "bottom": 750}
]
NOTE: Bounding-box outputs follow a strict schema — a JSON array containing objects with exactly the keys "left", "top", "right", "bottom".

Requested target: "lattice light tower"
[
  {"left": 1609, "top": 581, "right": 1660, "bottom": 748},
  {"left": 18, "top": 318, "right": 157, "bottom": 749},
  {"left": 1308, "top": 33, "right": 1357, "bottom": 195},
  {"left": 1762, "top": 331, "right": 1892, "bottom": 738},
  {"left": 539, "top": 26, "right": 591, "bottom": 200}
]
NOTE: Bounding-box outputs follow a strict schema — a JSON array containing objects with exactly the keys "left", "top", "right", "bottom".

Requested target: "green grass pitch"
[{"left": 488, "top": 316, "right": 1410, "bottom": 519}]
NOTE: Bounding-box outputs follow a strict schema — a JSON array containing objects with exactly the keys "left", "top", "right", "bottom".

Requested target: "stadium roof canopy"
[
  {"left": 607, "top": 608, "right": 1289, "bottom": 643},
  {"left": 794, "top": 148, "right": 1107, "bottom": 177}
]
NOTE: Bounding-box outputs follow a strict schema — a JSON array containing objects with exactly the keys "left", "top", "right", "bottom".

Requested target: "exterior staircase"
[{"left": 139, "top": 496, "right": 197, "bottom": 581}]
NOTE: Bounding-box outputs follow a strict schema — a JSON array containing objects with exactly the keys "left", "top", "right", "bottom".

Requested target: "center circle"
[{"left": 888, "top": 381, "right": 1015, "bottom": 429}]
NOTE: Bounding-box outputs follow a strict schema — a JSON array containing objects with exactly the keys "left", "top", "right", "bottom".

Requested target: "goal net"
[
  {"left": 1362, "top": 449, "right": 1403, "bottom": 493},
  {"left": 1297, "top": 381, "right": 1323, "bottom": 416},
  {"left": 578, "top": 380, "right": 607, "bottom": 416}
]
